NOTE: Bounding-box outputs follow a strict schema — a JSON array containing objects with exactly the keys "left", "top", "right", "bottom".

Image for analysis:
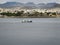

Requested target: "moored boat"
[{"left": 21, "top": 20, "right": 32, "bottom": 23}]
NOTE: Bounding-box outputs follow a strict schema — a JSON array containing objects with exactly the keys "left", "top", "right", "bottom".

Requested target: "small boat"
[{"left": 21, "top": 20, "right": 32, "bottom": 23}]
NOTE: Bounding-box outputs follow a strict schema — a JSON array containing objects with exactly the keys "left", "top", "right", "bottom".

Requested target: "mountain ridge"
[{"left": 0, "top": 2, "right": 60, "bottom": 9}]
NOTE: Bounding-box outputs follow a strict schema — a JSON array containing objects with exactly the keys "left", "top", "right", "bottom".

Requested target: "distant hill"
[
  {"left": 0, "top": 2, "right": 24, "bottom": 8},
  {"left": 44, "top": 3, "right": 60, "bottom": 8},
  {"left": 25, "top": 2, "right": 35, "bottom": 6},
  {"left": 0, "top": 2, "right": 60, "bottom": 9}
]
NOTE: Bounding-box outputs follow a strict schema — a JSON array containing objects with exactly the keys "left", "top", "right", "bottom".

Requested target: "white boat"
[{"left": 21, "top": 20, "right": 32, "bottom": 23}]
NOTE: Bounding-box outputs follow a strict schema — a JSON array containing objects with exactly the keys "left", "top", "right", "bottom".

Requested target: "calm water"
[{"left": 0, "top": 18, "right": 60, "bottom": 45}]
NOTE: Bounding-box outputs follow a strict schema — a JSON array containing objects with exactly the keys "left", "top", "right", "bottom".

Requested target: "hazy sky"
[{"left": 0, "top": 0, "right": 60, "bottom": 4}]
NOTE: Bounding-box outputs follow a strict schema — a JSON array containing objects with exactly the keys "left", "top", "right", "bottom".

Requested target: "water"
[{"left": 0, "top": 18, "right": 60, "bottom": 45}]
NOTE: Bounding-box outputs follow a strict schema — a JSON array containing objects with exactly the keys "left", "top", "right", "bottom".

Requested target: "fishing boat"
[{"left": 21, "top": 20, "right": 32, "bottom": 23}]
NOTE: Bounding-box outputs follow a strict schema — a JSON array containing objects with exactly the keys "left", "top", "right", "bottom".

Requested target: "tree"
[
  {"left": 16, "top": 11, "right": 24, "bottom": 16},
  {"left": 40, "top": 12, "right": 43, "bottom": 16},
  {"left": 32, "top": 11, "right": 40, "bottom": 16},
  {"left": 52, "top": 12, "right": 56, "bottom": 15}
]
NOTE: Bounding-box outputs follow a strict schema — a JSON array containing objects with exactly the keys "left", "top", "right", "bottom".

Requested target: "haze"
[{"left": 0, "top": 0, "right": 60, "bottom": 4}]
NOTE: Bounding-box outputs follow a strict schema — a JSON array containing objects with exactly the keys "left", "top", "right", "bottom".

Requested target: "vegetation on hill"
[{"left": 0, "top": 11, "right": 57, "bottom": 18}]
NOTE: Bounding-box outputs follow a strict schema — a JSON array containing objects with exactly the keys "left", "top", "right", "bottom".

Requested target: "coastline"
[{"left": 0, "top": 16, "right": 56, "bottom": 18}]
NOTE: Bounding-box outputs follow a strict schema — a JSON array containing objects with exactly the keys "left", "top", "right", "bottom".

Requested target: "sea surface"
[{"left": 0, "top": 18, "right": 60, "bottom": 45}]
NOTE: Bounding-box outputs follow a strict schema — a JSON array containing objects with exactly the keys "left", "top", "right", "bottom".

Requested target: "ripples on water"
[{"left": 0, "top": 18, "right": 60, "bottom": 45}]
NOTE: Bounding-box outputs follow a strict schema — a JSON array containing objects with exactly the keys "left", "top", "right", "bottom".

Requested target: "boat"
[{"left": 21, "top": 20, "right": 32, "bottom": 23}]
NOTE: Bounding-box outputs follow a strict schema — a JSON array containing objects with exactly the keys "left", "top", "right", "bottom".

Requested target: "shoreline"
[
  {"left": 0, "top": 17, "right": 56, "bottom": 18},
  {"left": 0, "top": 16, "right": 57, "bottom": 18},
  {"left": 0, "top": 14, "right": 60, "bottom": 18}
]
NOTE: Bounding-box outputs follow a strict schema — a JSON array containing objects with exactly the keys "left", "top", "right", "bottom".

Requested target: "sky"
[{"left": 0, "top": 0, "right": 60, "bottom": 4}]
